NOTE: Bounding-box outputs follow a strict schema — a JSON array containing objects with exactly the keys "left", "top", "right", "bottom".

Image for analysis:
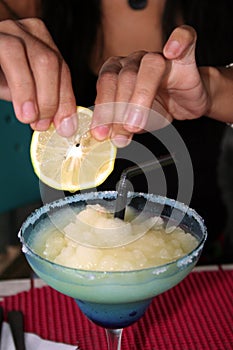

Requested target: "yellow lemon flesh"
[{"left": 30, "top": 106, "right": 117, "bottom": 192}]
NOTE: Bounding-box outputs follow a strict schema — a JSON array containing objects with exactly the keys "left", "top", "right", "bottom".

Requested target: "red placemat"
[{"left": 1, "top": 269, "right": 233, "bottom": 349}]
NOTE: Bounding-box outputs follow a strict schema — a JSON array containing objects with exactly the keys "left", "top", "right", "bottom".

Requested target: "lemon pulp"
[{"left": 30, "top": 106, "right": 117, "bottom": 192}]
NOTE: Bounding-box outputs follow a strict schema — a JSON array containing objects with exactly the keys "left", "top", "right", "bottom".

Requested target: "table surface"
[{"left": 0, "top": 265, "right": 233, "bottom": 350}]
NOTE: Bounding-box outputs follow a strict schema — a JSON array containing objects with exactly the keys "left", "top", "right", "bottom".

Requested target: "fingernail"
[
  {"left": 92, "top": 125, "right": 110, "bottom": 141},
  {"left": 125, "top": 107, "right": 144, "bottom": 132},
  {"left": 22, "top": 101, "right": 37, "bottom": 122},
  {"left": 166, "top": 40, "right": 181, "bottom": 56},
  {"left": 57, "top": 114, "right": 78, "bottom": 137},
  {"left": 112, "top": 135, "right": 131, "bottom": 148}
]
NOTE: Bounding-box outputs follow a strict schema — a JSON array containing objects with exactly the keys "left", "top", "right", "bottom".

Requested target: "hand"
[
  {"left": 0, "top": 18, "right": 77, "bottom": 136},
  {"left": 91, "top": 25, "right": 210, "bottom": 147}
]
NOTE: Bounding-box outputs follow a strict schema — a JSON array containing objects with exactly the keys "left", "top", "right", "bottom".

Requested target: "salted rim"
[{"left": 18, "top": 191, "right": 207, "bottom": 276}]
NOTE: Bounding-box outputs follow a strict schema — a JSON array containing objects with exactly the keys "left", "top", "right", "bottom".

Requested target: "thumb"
[{"left": 163, "top": 25, "right": 197, "bottom": 65}]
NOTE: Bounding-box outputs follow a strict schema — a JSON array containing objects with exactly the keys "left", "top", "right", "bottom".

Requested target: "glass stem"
[{"left": 105, "top": 328, "right": 123, "bottom": 350}]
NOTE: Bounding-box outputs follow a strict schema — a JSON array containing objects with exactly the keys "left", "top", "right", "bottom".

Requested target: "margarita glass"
[{"left": 19, "top": 191, "right": 207, "bottom": 349}]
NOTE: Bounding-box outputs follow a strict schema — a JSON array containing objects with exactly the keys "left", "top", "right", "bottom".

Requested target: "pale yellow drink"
[{"left": 34, "top": 204, "right": 198, "bottom": 271}]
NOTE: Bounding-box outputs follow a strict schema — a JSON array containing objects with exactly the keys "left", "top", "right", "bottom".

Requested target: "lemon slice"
[{"left": 30, "top": 106, "right": 117, "bottom": 192}]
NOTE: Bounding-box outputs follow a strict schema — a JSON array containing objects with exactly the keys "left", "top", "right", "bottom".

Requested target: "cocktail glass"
[{"left": 19, "top": 191, "right": 207, "bottom": 349}]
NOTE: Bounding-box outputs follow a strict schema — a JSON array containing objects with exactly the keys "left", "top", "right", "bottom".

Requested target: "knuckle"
[
  {"left": 105, "top": 55, "right": 122, "bottom": 65},
  {"left": 62, "top": 61, "right": 72, "bottom": 77},
  {"left": 0, "top": 18, "right": 48, "bottom": 38},
  {"left": 60, "top": 96, "right": 76, "bottom": 107},
  {"left": 39, "top": 102, "right": 58, "bottom": 119},
  {"left": 118, "top": 68, "right": 137, "bottom": 85},
  {"left": 99, "top": 56, "right": 122, "bottom": 75},
  {"left": 56, "top": 99, "right": 76, "bottom": 116},
  {"left": 97, "top": 71, "right": 118, "bottom": 87},
  {"left": 13, "top": 80, "right": 33, "bottom": 90},
  {"left": 0, "top": 19, "right": 19, "bottom": 31},
  {"left": 128, "top": 50, "right": 147, "bottom": 59},
  {"left": 36, "top": 50, "right": 59, "bottom": 69},
  {"left": 20, "top": 18, "right": 47, "bottom": 33},
  {"left": 134, "top": 87, "right": 151, "bottom": 100},
  {"left": 141, "top": 52, "right": 165, "bottom": 67},
  {"left": 0, "top": 34, "right": 23, "bottom": 54},
  {"left": 179, "top": 25, "right": 197, "bottom": 40}
]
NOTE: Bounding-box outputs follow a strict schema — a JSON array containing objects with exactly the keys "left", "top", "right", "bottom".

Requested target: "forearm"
[{"left": 200, "top": 65, "right": 233, "bottom": 122}]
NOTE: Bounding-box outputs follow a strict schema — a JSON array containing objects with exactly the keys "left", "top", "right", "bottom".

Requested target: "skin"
[
  {"left": 92, "top": 24, "right": 210, "bottom": 146},
  {"left": 0, "top": 0, "right": 232, "bottom": 143},
  {"left": 0, "top": 0, "right": 41, "bottom": 20},
  {"left": 0, "top": 18, "right": 77, "bottom": 135}
]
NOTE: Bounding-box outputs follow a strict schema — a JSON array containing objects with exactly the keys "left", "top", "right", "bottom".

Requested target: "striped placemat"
[{"left": 1, "top": 269, "right": 232, "bottom": 349}]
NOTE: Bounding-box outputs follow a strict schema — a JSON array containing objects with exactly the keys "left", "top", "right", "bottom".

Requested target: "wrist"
[
  {"left": 200, "top": 65, "right": 233, "bottom": 122},
  {"left": 199, "top": 66, "right": 220, "bottom": 118}
]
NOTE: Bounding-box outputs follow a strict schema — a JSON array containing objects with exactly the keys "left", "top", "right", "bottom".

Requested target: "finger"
[
  {"left": 162, "top": 25, "right": 206, "bottom": 120},
  {"left": 163, "top": 25, "right": 197, "bottom": 63},
  {"left": 162, "top": 25, "right": 200, "bottom": 93},
  {"left": 0, "top": 19, "right": 61, "bottom": 123},
  {"left": 21, "top": 19, "right": 71, "bottom": 122},
  {"left": 0, "top": 19, "right": 76, "bottom": 132},
  {"left": 28, "top": 44, "right": 61, "bottom": 120},
  {"left": 124, "top": 52, "right": 166, "bottom": 132},
  {"left": 91, "top": 56, "right": 122, "bottom": 141},
  {"left": 0, "top": 19, "right": 60, "bottom": 124},
  {"left": 110, "top": 51, "right": 145, "bottom": 146},
  {"left": 109, "top": 99, "right": 133, "bottom": 147},
  {"left": 115, "top": 51, "right": 146, "bottom": 102},
  {"left": 0, "top": 33, "right": 38, "bottom": 124},
  {"left": 53, "top": 62, "right": 77, "bottom": 137}
]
